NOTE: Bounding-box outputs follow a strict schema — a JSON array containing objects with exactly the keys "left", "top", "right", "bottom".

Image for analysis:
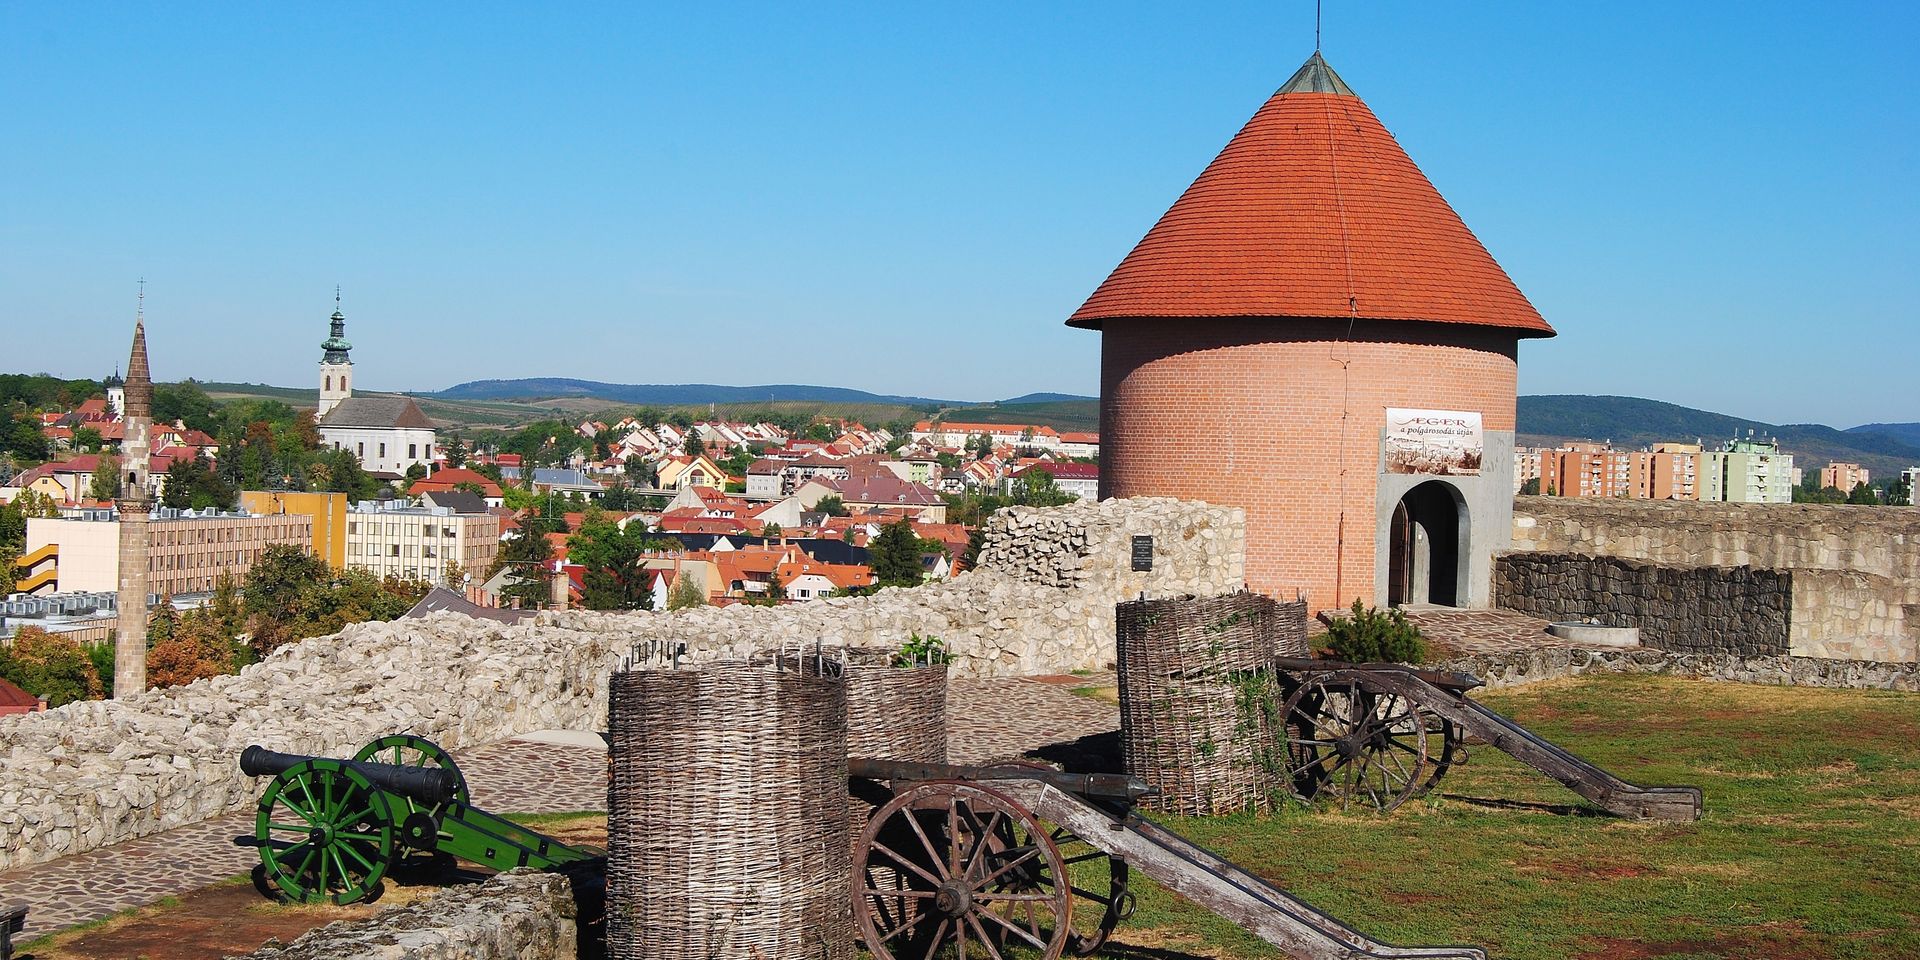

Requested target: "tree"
[
  {"left": 568, "top": 509, "right": 650, "bottom": 611},
  {"left": 814, "top": 494, "right": 848, "bottom": 518},
  {"left": 1889, "top": 478, "right": 1914, "bottom": 507},
  {"left": 960, "top": 527, "right": 987, "bottom": 571},
  {"left": 869, "top": 519, "right": 927, "bottom": 588},
  {"left": 442, "top": 559, "right": 469, "bottom": 589},
  {"left": 404, "top": 462, "right": 428, "bottom": 484},
  {"left": 1848, "top": 482, "right": 1880, "bottom": 506},
  {"left": 682, "top": 431, "right": 705, "bottom": 458},
  {"left": 935, "top": 452, "right": 962, "bottom": 470},
  {"left": 666, "top": 571, "right": 708, "bottom": 611},
  {"left": 624, "top": 455, "right": 654, "bottom": 487},
  {"left": 1518, "top": 477, "right": 1541, "bottom": 496},
  {"left": 89, "top": 453, "right": 122, "bottom": 501},
  {"left": 494, "top": 500, "right": 561, "bottom": 609},
  {"left": 147, "top": 613, "right": 236, "bottom": 688},
  {"left": 762, "top": 522, "right": 782, "bottom": 538},
  {"left": 442, "top": 435, "right": 469, "bottom": 468},
  {"left": 1011, "top": 468, "right": 1072, "bottom": 507},
  {"left": 161, "top": 455, "right": 237, "bottom": 511},
  {"left": 0, "top": 625, "right": 104, "bottom": 705},
  {"left": 2, "top": 411, "right": 50, "bottom": 463},
  {"left": 966, "top": 433, "right": 994, "bottom": 461},
  {"left": 803, "top": 422, "right": 837, "bottom": 443},
  {"left": 72, "top": 426, "right": 103, "bottom": 452}
]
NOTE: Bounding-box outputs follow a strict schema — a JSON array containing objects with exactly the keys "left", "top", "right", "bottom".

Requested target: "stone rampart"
[
  {"left": 1436, "top": 646, "right": 1920, "bottom": 693},
  {"left": 1493, "top": 553, "right": 1791, "bottom": 657},
  {"left": 0, "top": 497, "right": 1243, "bottom": 871},
  {"left": 237, "top": 869, "right": 579, "bottom": 960},
  {"left": 1510, "top": 497, "right": 1920, "bottom": 580}
]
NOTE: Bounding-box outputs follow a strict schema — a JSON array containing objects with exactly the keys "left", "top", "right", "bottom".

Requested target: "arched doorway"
[{"left": 1388, "top": 480, "right": 1467, "bottom": 607}]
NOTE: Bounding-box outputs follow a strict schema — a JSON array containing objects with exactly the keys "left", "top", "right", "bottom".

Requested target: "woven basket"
[
  {"left": 1116, "top": 592, "right": 1299, "bottom": 815},
  {"left": 606, "top": 657, "right": 853, "bottom": 960},
  {"left": 843, "top": 647, "right": 949, "bottom": 764}
]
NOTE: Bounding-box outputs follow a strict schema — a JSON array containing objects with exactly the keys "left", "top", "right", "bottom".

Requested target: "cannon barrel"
[
  {"left": 240, "top": 745, "right": 458, "bottom": 806},
  {"left": 850, "top": 757, "right": 1158, "bottom": 802}
]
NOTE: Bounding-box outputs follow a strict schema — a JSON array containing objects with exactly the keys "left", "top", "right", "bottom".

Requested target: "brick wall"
[{"left": 1100, "top": 316, "right": 1520, "bottom": 609}]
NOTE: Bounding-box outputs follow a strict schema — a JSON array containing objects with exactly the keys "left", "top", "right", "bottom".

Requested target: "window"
[
  {"left": 358, "top": 443, "right": 365, "bottom": 457},
  {"left": 379, "top": 443, "right": 387, "bottom": 458},
  {"left": 325, "top": 375, "right": 332, "bottom": 391},
  {"left": 408, "top": 444, "right": 417, "bottom": 459},
  {"left": 389, "top": 544, "right": 400, "bottom": 557},
  {"left": 348, "top": 522, "right": 357, "bottom": 534}
]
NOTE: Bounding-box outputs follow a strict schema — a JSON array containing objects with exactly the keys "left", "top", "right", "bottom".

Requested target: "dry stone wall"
[
  {"left": 1511, "top": 497, "right": 1920, "bottom": 580},
  {"left": 1436, "top": 646, "right": 1920, "bottom": 693},
  {"left": 1494, "top": 553, "right": 1791, "bottom": 657},
  {"left": 0, "top": 497, "right": 1243, "bottom": 872},
  {"left": 236, "top": 869, "right": 580, "bottom": 960}
]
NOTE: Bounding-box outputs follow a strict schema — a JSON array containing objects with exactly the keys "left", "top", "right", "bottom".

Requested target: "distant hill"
[
  {"left": 997, "top": 392, "right": 1096, "bottom": 405},
  {"left": 933, "top": 399, "right": 1101, "bottom": 433},
  {"left": 1519, "top": 395, "right": 1920, "bottom": 477},
  {"left": 434, "top": 378, "right": 957, "bottom": 408},
  {"left": 1848, "top": 423, "right": 1920, "bottom": 447}
]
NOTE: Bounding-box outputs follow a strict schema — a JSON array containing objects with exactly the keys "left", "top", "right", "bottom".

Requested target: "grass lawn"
[{"left": 1110, "top": 674, "right": 1920, "bottom": 959}]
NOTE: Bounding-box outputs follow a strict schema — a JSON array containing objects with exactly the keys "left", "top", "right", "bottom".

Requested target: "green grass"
[{"left": 1106, "top": 674, "right": 1920, "bottom": 959}]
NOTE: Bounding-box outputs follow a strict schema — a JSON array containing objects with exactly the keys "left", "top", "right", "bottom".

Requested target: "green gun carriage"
[{"left": 239, "top": 734, "right": 596, "bottom": 904}]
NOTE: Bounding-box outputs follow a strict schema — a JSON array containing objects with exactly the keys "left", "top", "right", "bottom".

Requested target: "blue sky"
[{"left": 2, "top": 3, "right": 1914, "bottom": 426}]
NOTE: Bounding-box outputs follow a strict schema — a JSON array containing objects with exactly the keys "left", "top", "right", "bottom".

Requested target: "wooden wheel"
[
  {"left": 355, "top": 734, "right": 464, "bottom": 875},
  {"left": 856, "top": 781, "right": 1073, "bottom": 960},
  {"left": 1281, "top": 673, "right": 1428, "bottom": 812},
  {"left": 1411, "top": 703, "right": 1462, "bottom": 797},
  {"left": 354, "top": 734, "right": 470, "bottom": 810},
  {"left": 253, "top": 759, "right": 396, "bottom": 904}
]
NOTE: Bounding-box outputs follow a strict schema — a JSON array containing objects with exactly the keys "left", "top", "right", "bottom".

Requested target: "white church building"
[{"left": 313, "top": 302, "right": 438, "bottom": 477}]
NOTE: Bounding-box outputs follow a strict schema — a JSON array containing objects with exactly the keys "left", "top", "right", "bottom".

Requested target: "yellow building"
[{"left": 240, "top": 490, "right": 349, "bottom": 569}]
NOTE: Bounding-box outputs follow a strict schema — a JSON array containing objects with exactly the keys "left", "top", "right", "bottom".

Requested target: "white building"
[
  {"left": 343, "top": 498, "right": 499, "bottom": 585},
  {"left": 319, "top": 397, "right": 438, "bottom": 477}
]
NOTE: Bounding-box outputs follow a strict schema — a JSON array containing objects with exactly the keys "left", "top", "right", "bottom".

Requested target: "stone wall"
[
  {"left": 1510, "top": 497, "right": 1920, "bottom": 580},
  {"left": 1493, "top": 553, "right": 1791, "bottom": 656},
  {"left": 1509, "top": 497, "right": 1920, "bottom": 663},
  {"left": 1435, "top": 646, "right": 1920, "bottom": 693},
  {"left": 1788, "top": 569, "right": 1920, "bottom": 662},
  {"left": 238, "top": 869, "right": 579, "bottom": 960},
  {"left": 0, "top": 497, "right": 1243, "bottom": 871}
]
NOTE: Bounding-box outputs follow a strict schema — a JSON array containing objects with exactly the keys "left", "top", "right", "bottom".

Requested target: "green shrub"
[
  {"left": 893, "top": 631, "right": 952, "bottom": 668},
  {"left": 1323, "top": 600, "right": 1428, "bottom": 664}
]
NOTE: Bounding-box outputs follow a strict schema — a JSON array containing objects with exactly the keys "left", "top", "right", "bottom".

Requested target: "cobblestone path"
[
  {"left": 1406, "top": 607, "right": 1590, "bottom": 658},
  {"left": 0, "top": 675, "right": 1122, "bottom": 940}
]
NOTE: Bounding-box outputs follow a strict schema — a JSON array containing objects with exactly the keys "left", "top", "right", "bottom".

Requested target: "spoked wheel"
[
  {"left": 856, "top": 781, "right": 1073, "bottom": 960},
  {"left": 973, "top": 762, "right": 1133, "bottom": 955},
  {"left": 355, "top": 735, "right": 466, "bottom": 875},
  {"left": 253, "top": 759, "right": 396, "bottom": 904},
  {"left": 1281, "top": 672, "right": 1428, "bottom": 812}
]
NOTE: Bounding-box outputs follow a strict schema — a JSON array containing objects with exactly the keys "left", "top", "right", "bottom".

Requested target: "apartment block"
[
  {"left": 343, "top": 499, "right": 499, "bottom": 586},
  {"left": 1640, "top": 442, "right": 1701, "bottom": 501},
  {"left": 1700, "top": 437, "right": 1794, "bottom": 503},
  {"left": 239, "top": 490, "right": 350, "bottom": 569},
  {"left": 1513, "top": 448, "right": 1543, "bottom": 493},
  {"left": 25, "top": 507, "right": 314, "bottom": 596},
  {"left": 1820, "top": 462, "right": 1870, "bottom": 493}
]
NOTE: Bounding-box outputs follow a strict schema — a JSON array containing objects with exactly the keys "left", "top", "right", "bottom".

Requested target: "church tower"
[
  {"left": 114, "top": 296, "right": 154, "bottom": 697},
  {"left": 318, "top": 290, "right": 353, "bottom": 418}
]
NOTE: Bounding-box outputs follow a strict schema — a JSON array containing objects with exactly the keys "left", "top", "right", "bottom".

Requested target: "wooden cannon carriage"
[{"left": 1270, "top": 657, "right": 1703, "bottom": 820}]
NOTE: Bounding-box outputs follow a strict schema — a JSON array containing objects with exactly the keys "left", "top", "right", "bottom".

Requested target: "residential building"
[
  {"left": 654, "top": 454, "right": 727, "bottom": 491},
  {"left": 1006, "top": 462, "right": 1099, "bottom": 501},
  {"left": 407, "top": 466, "right": 505, "bottom": 508},
  {"left": 24, "top": 506, "right": 313, "bottom": 596},
  {"left": 1700, "top": 437, "right": 1794, "bottom": 503},
  {"left": 1513, "top": 448, "right": 1542, "bottom": 493},
  {"left": 342, "top": 498, "right": 500, "bottom": 586},
  {"left": 1820, "top": 462, "right": 1870, "bottom": 493},
  {"left": 1640, "top": 443, "right": 1701, "bottom": 501},
  {"left": 1902, "top": 467, "right": 1920, "bottom": 505},
  {"left": 792, "top": 473, "right": 947, "bottom": 522},
  {"left": 1058, "top": 432, "right": 1101, "bottom": 459},
  {"left": 1540, "top": 443, "right": 1634, "bottom": 499},
  {"left": 774, "top": 557, "right": 876, "bottom": 601},
  {"left": 239, "top": 490, "right": 350, "bottom": 569}
]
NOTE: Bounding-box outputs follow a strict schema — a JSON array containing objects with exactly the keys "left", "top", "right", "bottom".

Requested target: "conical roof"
[
  {"left": 124, "top": 320, "right": 152, "bottom": 419},
  {"left": 1069, "top": 53, "right": 1552, "bottom": 337}
]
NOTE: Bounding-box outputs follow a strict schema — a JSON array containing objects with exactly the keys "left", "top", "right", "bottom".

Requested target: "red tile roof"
[
  {"left": 1069, "top": 54, "right": 1552, "bottom": 338},
  {"left": 0, "top": 676, "right": 38, "bottom": 709}
]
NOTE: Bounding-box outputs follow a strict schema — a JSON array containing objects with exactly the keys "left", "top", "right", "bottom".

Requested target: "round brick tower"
[{"left": 1071, "top": 54, "right": 1555, "bottom": 611}]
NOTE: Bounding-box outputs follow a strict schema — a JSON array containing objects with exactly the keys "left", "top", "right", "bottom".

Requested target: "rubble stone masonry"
[{"left": 0, "top": 497, "right": 1243, "bottom": 870}]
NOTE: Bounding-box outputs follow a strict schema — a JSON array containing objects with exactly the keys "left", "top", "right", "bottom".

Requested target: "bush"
[{"left": 1322, "top": 600, "right": 1428, "bottom": 664}]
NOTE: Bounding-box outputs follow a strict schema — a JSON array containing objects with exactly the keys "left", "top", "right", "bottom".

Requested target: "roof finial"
[
  {"left": 136, "top": 278, "right": 145, "bottom": 324},
  {"left": 1315, "top": 0, "right": 1322, "bottom": 52}
]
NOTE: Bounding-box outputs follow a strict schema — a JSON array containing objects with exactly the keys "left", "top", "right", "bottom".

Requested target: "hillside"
[
  {"left": 1848, "top": 423, "right": 1920, "bottom": 447},
  {"left": 1519, "top": 395, "right": 1920, "bottom": 477},
  {"left": 931, "top": 399, "right": 1101, "bottom": 433},
  {"left": 434, "top": 378, "right": 958, "bottom": 408}
]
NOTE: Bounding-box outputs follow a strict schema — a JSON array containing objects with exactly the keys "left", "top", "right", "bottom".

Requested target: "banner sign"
[{"left": 1384, "top": 409, "right": 1483, "bottom": 476}]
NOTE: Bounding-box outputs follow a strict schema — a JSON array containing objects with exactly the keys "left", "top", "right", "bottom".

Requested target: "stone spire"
[{"left": 114, "top": 292, "right": 153, "bottom": 697}]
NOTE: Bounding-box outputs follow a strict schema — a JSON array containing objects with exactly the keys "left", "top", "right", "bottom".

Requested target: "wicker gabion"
[
  {"left": 1116, "top": 592, "right": 1307, "bottom": 815},
  {"left": 843, "top": 647, "right": 949, "bottom": 764},
  {"left": 606, "top": 656, "right": 853, "bottom": 960}
]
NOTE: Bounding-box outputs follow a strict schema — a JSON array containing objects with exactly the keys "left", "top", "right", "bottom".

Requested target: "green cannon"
[{"left": 240, "top": 735, "right": 596, "bottom": 904}]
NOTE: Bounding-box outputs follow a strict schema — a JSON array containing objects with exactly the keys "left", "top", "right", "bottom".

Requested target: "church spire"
[{"left": 125, "top": 294, "right": 152, "bottom": 420}]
